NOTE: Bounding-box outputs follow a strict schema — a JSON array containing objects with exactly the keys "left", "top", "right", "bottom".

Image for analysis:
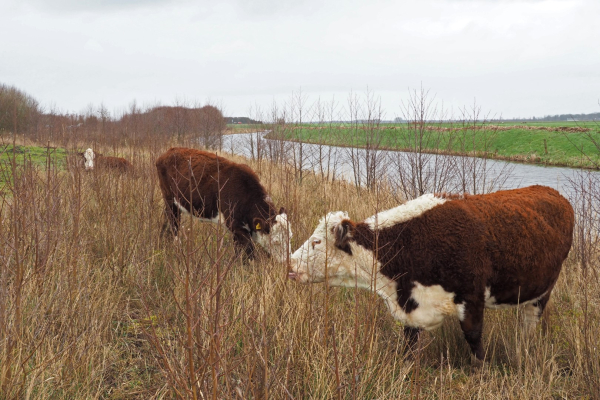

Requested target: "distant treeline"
[
  {"left": 225, "top": 117, "right": 262, "bottom": 124},
  {"left": 0, "top": 83, "right": 227, "bottom": 150},
  {"left": 498, "top": 112, "right": 600, "bottom": 122},
  {"left": 0, "top": 83, "right": 42, "bottom": 133}
]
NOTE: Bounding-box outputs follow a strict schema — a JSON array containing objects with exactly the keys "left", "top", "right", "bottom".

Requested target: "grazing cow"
[
  {"left": 288, "top": 186, "right": 574, "bottom": 360},
  {"left": 80, "top": 148, "right": 133, "bottom": 172},
  {"left": 155, "top": 147, "right": 292, "bottom": 262}
]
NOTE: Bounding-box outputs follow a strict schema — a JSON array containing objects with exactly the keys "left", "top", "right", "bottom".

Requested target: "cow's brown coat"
[
  {"left": 155, "top": 147, "right": 288, "bottom": 259},
  {"left": 296, "top": 185, "right": 574, "bottom": 360}
]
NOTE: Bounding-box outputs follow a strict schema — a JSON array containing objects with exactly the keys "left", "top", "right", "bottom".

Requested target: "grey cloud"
[
  {"left": 1, "top": 0, "right": 598, "bottom": 117},
  {"left": 8, "top": 0, "right": 183, "bottom": 13}
]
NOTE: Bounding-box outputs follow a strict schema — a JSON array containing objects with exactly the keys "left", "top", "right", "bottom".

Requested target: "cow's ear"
[
  {"left": 253, "top": 217, "right": 266, "bottom": 232},
  {"left": 278, "top": 207, "right": 286, "bottom": 215},
  {"left": 333, "top": 219, "right": 354, "bottom": 253}
]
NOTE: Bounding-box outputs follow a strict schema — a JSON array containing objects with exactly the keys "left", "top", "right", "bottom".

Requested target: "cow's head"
[
  {"left": 289, "top": 211, "right": 358, "bottom": 284},
  {"left": 83, "top": 148, "right": 95, "bottom": 170},
  {"left": 252, "top": 207, "right": 293, "bottom": 263}
]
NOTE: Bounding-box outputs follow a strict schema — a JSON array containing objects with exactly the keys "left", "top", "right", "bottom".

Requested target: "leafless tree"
[
  {"left": 391, "top": 87, "right": 456, "bottom": 200},
  {"left": 453, "top": 102, "right": 513, "bottom": 194},
  {"left": 197, "top": 104, "right": 226, "bottom": 150},
  {"left": 343, "top": 90, "right": 388, "bottom": 191}
]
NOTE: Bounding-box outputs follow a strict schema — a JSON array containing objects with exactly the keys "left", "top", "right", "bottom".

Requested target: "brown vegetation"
[
  {"left": 0, "top": 127, "right": 599, "bottom": 398},
  {"left": 0, "top": 88, "right": 599, "bottom": 398},
  {"left": 0, "top": 84, "right": 42, "bottom": 134}
]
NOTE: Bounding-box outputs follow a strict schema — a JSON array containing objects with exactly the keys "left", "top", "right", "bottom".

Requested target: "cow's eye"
[{"left": 311, "top": 239, "right": 321, "bottom": 249}]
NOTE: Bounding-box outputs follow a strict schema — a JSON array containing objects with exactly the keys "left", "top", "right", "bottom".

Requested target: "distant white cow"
[{"left": 80, "top": 148, "right": 133, "bottom": 172}]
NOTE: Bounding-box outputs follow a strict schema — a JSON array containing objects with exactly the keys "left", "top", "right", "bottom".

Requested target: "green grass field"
[
  {"left": 0, "top": 144, "right": 67, "bottom": 188},
  {"left": 266, "top": 121, "right": 600, "bottom": 169},
  {"left": 0, "top": 144, "right": 67, "bottom": 166},
  {"left": 225, "top": 123, "right": 264, "bottom": 134}
]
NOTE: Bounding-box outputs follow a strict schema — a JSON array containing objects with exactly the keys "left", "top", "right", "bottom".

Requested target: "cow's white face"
[
  {"left": 289, "top": 211, "right": 354, "bottom": 284},
  {"left": 253, "top": 213, "right": 293, "bottom": 263},
  {"left": 83, "top": 148, "right": 95, "bottom": 170}
]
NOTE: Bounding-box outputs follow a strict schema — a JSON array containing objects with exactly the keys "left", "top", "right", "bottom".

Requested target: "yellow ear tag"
[{"left": 255, "top": 223, "right": 261, "bottom": 230}]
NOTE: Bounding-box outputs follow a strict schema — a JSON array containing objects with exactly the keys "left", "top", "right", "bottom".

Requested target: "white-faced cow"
[
  {"left": 81, "top": 148, "right": 133, "bottom": 172},
  {"left": 155, "top": 147, "right": 292, "bottom": 262},
  {"left": 289, "top": 185, "right": 574, "bottom": 360}
]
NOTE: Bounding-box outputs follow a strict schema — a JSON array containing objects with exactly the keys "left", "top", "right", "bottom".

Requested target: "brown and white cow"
[
  {"left": 155, "top": 147, "right": 292, "bottom": 262},
  {"left": 288, "top": 185, "right": 574, "bottom": 360},
  {"left": 81, "top": 148, "right": 133, "bottom": 172}
]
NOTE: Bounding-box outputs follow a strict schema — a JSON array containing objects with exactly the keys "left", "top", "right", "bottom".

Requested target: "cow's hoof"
[{"left": 470, "top": 355, "right": 486, "bottom": 371}]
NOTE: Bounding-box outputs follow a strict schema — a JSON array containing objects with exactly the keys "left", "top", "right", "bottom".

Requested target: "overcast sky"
[{"left": 1, "top": 0, "right": 599, "bottom": 119}]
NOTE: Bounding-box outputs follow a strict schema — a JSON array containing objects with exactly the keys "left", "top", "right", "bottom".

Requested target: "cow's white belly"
[
  {"left": 484, "top": 286, "right": 547, "bottom": 309},
  {"left": 174, "top": 199, "right": 226, "bottom": 224},
  {"left": 378, "top": 279, "right": 465, "bottom": 331}
]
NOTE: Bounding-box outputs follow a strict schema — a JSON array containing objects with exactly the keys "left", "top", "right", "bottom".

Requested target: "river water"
[{"left": 220, "top": 132, "right": 600, "bottom": 198}]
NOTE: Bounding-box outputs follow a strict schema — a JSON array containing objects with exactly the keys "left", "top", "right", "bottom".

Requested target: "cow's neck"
[{"left": 328, "top": 225, "right": 402, "bottom": 317}]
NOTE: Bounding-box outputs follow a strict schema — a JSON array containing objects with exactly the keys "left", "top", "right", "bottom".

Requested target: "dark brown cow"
[
  {"left": 289, "top": 185, "right": 574, "bottom": 361},
  {"left": 81, "top": 148, "right": 133, "bottom": 172},
  {"left": 155, "top": 147, "right": 292, "bottom": 262}
]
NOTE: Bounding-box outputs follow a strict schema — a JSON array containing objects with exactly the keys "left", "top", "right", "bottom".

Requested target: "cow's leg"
[
  {"left": 459, "top": 302, "right": 485, "bottom": 361},
  {"left": 162, "top": 202, "right": 181, "bottom": 237},
  {"left": 403, "top": 326, "right": 421, "bottom": 357},
  {"left": 523, "top": 291, "right": 552, "bottom": 334}
]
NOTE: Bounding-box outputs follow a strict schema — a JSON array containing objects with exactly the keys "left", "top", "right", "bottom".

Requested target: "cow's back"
[{"left": 155, "top": 147, "right": 267, "bottom": 222}]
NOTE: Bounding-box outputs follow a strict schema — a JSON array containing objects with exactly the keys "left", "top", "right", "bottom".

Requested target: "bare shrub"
[
  {"left": 344, "top": 90, "right": 388, "bottom": 191},
  {"left": 453, "top": 102, "right": 513, "bottom": 194},
  {"left": 197, "top": 104, "right": 226, "bottom": 150},
  {"left": 391, "top": 87, "right": 456, "bottom": 200}
]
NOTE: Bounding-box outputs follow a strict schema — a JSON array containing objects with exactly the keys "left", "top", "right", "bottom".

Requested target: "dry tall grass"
[{"left": 0, "top": 135, "right": 599, "bottom": 399}]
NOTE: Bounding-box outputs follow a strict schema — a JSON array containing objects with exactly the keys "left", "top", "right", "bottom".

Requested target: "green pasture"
[
  {"left": 0, "top": 145, "right": 67, "bottom": 187},
  {"left": 0, "top": 144, "right": 67, "bottom": 166},
  {"left": 226, "top": 123, "right": 263, "bottom": 132},
  {"left": 267, "top": 122, "right": 600, "bottom": 169}
]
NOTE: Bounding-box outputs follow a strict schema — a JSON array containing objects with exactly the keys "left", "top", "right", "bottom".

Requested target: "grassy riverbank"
[{"left": 265, "top": 121, "right": 600, "bottom": 169}]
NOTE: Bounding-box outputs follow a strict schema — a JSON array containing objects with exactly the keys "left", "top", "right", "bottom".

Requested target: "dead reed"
[{"left": 0, "top": 131, "right": 598, "bottom": 399}]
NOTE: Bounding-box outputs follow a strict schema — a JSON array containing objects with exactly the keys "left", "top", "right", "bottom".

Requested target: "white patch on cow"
[
  {"left": 290, "top": 212, "right": 462, "bottom": 331},
  {"left": 523, "top": 303, "right": 542, "bottom": 333},
  {"left": 485, "top": 285, "right": 547, "bottom": 332},
  {"left": 290, "top": 211, "right": 351, "bottom": 284},
  {"left": 485, "top": 286, "right": 547, "bottom": 310},
  {"left": 364, "top": 193, "right": 446, "bottom": 230},
  {"left": 173, "top": 199, "right": 226, "bottom": 224},
  {"left": 484, "top": 286, "right": 513, "bottom": 309},
  {"left": 405, "top": 283, "right": 464, "bottom": 330},
  {"left": 457, "top": 303, "right": 466, "bottom": 321},
  {"left": 253, "top": 212, "right": 293, "bottom": 263},
  {"left": 84, "top": 148, "right": 95, "bottom": 170}
]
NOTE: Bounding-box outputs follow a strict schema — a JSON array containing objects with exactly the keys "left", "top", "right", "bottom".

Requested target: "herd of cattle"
[{"left": 81, "top": 147, "right": 575, "bottom": 362}]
